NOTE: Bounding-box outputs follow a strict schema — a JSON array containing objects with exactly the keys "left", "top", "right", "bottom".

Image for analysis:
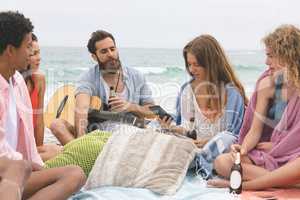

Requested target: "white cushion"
[{"left": 85, "top": 125, "right": 197, "bottom": 195}]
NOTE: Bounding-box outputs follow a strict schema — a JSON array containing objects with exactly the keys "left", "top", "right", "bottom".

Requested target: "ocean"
[{"left": 40, "top": 47, "right": 266, "bottom": 113}]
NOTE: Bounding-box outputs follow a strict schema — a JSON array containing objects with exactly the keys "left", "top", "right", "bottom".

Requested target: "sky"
[{"left": 2, "top": 0, "right": 300, "bottom": 50}]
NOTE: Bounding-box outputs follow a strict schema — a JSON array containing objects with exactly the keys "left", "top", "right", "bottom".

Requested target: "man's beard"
[{"left": 99, "top": 58, "right": 122, "bottom": 74}]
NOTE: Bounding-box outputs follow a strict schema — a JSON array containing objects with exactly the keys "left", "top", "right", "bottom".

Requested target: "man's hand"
[
  {"left": 108, "top": 96, "right": 155, "bottom": 119},
  {"left": 108, "top": 96, "right": 133, "bottom": 112}
]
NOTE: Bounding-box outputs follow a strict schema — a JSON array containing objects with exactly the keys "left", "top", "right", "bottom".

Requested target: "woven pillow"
[
  {"left": 85, "top": 125, "right": 197, "bottom": 195},
  {"left": 44, "top": 130, "right": 111, "bottom": 176}
]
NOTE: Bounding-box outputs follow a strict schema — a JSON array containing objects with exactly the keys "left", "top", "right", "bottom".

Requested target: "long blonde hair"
[
  {"left": 263, "top": 24, "right": 300, "bottom": 89},
  {"left": 183, "top": 35, "right": 247, "bottom": 110}
]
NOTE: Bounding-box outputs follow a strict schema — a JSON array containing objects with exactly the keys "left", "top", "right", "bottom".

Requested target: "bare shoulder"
[
  {"left": 257, "top": 76, "right": 275, "bottom": 99},
  {"left": 34, "top": 73, "right": 46, "bottom": 85},
  {"left": 34, "top": 72, "right": 46, "bottom": 81},
  {"left": 33, "top": 73, "right": 46, "bottom": 92}
]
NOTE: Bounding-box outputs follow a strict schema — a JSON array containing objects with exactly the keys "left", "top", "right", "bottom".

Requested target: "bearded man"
[{"left": 50, "top": 30, "right": 154, "bottom": 145}]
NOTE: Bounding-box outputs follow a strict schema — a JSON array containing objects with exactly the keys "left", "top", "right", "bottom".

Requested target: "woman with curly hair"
[{"left": 208, "top": 24, "right": 300, "bottom": 190}]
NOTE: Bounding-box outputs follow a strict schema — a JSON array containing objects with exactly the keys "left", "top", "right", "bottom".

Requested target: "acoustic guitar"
[{"left": 44, "top": 85, "right": 102, "bottom": 128}]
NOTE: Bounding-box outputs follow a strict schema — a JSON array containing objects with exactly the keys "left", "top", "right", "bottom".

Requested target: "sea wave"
[
  {"left": 234, "top": 64, "right": 263, "bottom": 71},
  {"left": 133, "top": 64, "right": 262, "bottom": 76},
  {"left": 133, "top": 66, "right": 185, "bottom": 75}
]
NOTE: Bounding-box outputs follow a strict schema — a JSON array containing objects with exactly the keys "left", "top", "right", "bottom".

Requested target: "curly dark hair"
[
  {"left": 0, "top": 11, "right": 34, "bottom": 54},
  {"left": 87, "top": 30, "right": 115, "bottom": 54}
]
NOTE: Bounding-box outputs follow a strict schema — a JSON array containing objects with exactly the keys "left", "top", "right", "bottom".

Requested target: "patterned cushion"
[
  {"left": 44, "top": 130, "right": 111, "bottom": 176},
  {"left": 85, "top": 125, "right": 198, "bottom": 195}
]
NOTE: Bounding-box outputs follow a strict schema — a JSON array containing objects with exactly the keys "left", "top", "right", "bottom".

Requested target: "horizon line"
[{"left": 40, "top": 45, "right": 263, "bottom": 52}]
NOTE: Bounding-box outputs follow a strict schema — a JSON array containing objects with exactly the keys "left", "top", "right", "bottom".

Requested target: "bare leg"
[
  {"left": 50, "top": 119, "right": 76, "bottom": 145},
  {"left": 208, "top": 163, "right": 269, "bottom": 188},
  {"left": 207, "top": 153, "right": 240, "bottom": 188},
  {"left": 208, "top": 153, "right": 269, "bottom": 188},
  {"left": 243, "top": 157, "right": 300, "bottom": 190},
  {"left": 23, "top": 166, "right": 86, "bottom": 200},
  {"left": 213, "top": 153, "right": 235, "bottom": 178},
  {"left": 0, "top": 157, "right": 32, "bottom": 200},
  {"left": 242, "top": 163, "right": 269, "bottom": 181},
  {"left": 213, "top": 153, "right": 254, "bottom": 178}
]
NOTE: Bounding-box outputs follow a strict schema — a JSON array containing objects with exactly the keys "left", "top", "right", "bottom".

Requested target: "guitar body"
[
  {"left": 44, "top": 85, "right": 76, "bottom": 128},
  {"left": 44, "top": 85, "right": 102, "bottom": 128}
]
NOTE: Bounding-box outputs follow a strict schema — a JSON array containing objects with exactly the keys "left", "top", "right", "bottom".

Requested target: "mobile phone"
[{"left": 149, "top": 105, "right": 173, "bottom": 120}]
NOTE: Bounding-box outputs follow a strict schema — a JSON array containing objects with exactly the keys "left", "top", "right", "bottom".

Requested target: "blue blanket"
[
  {"left": 70, "top": 175, "right": 234, "bottom": 200},
  {"left": 176, "top": 82, "right": 245, "bottom": 179}
]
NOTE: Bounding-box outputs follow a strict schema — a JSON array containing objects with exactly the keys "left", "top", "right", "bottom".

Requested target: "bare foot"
[{"left": 207, "top": 179, "right": 230, "bottom": 188}]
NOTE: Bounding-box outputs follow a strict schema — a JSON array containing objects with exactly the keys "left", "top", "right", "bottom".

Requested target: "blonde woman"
[{"left": 209, "top": 25, "right": 300, "bottom": 189}]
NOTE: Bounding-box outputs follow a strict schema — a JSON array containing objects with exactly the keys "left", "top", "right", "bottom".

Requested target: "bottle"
[
  {"left": 229, "top": 152, "right": 243, "bottom": 194},
  {"left": 186, "top": 117, "right": 197, "bottom": 140},
  {"left": 189, "top": 117, "right": 195, "bottom": 130},
  {"left": 109, "top": 86, "right": 117, "bottom": 98},
  {"left": 108, "top": 86, "right": 116, "bottom": 110}
]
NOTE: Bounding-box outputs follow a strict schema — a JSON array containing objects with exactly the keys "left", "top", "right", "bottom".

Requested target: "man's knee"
[
  {"left": 63, "top": 166, "right": 86, "bottom": 188},
  {"left": 19, "top": 160, "right": 32, "bottom": 177},
  {"left": 16, "top": 160, "right": 32, "bottom": 184},
  {"left": 50, "top": 119, "right": 66, "bottom": 136},
  {"left": 2, "top": 159, "right": 32, "bottom": 185}
]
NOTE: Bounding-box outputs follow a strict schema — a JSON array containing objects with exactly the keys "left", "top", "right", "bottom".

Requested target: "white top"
[
  {"left": 101, "top": 80, "right": 129, "bottom": 132},
  {"left": 116, "top": 86, "right": 128, "bottom": 100},
  {"left": 5, "top": 78, "right": 19, "bottom": 150},
  {"left": 180, "top": 84, "right": 226, "bottom": 139},
  {"left": 103, "top": 78, "right": 128, "bottom": 102}
]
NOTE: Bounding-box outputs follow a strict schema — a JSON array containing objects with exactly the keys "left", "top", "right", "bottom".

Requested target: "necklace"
[{"left": 114, "top": 70, "right": 121, "bottom": 93}]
